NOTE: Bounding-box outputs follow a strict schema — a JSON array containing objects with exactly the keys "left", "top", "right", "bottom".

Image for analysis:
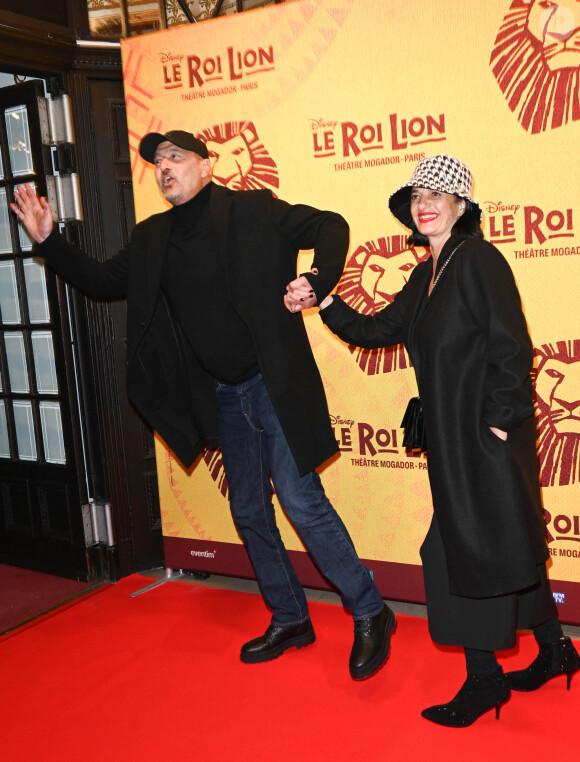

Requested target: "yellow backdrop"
[{"left": 121, "top": 0, "right": 580, "bottom": 618}]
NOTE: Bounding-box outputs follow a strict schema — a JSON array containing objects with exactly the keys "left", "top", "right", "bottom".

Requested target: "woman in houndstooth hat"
[{"left": 287, "top": 154, "right": 579, "bottom": 727}]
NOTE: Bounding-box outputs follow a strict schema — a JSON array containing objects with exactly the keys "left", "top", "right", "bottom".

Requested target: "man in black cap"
[{"left": 11, "top": 130, "right": 395, "bottom": 679}]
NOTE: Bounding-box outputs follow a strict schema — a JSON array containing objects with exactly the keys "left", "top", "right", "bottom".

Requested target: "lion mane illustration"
[
  {"left": 337, "top": 235, "right": 429, "bottom": 375},
  {"left": 490, "top": 0, "right": 580, "bottom": 134},
  {"left": 533, "top": 339, "right": 580, "bottom": 486},
  {"left": 196, "top": 121, "right": 279, "bottom": 194},
  {"left": 202, "top": 448, "right": 228, "bottom": 497}
]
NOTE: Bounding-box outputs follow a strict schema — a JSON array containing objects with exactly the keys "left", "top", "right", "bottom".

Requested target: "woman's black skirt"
[{"left": 420, "top": 514, "right": 557, "bottom": 651}]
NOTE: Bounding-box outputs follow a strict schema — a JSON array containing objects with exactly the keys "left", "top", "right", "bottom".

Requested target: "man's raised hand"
[{"left": 10, "top": 184, "right": 54, "bottom": 244}]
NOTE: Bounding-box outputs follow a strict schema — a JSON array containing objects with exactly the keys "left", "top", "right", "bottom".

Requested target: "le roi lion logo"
[
  {"left": 490, "top": 0, "right": 580, "bottom": 133},
  {"left": 336, "top": 235, "right": 429, "bottom": 375}
]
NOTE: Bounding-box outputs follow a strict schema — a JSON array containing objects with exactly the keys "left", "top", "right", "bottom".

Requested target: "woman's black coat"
[
  {"left": 35, "top": 183, "right": 348, "bottom": 476},
  {"left": 321, "top": 234, "right": 549, "bottom": 599}
]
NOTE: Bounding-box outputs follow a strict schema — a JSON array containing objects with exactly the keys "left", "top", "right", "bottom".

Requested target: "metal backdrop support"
[{"left": 130, "top": 568, "right": 186, "bottom": 597}]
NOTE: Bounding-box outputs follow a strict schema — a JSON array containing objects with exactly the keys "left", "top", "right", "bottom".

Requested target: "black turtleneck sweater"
[{"left": 161, "top": 183, "right": 259, "bottom": 384}]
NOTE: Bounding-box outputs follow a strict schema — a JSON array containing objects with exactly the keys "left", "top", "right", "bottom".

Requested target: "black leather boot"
[
  {"left": 421, "top": 667, "right": 510, "bottom": 727},
  {"left": 240, "top": 619, "right": 315, "bottom": 663},
  {"left": 506, "top": 636, "right": 580, "bottom": 691},
  {"left": 349, "top": 603, "right": 396, "bottom": 680}
]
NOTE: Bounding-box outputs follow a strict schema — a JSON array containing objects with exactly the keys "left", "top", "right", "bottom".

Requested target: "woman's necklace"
[{"left": 429, "top": 240, "right": 465, "bottom": 296}]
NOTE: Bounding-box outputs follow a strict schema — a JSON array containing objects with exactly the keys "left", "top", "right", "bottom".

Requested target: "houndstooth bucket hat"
[{"left": 388, "top": 154, "right": 482, "bottom": 229}]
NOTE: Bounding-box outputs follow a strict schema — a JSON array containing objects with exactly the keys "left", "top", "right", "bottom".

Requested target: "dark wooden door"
[{"left": 0, "top": 80, "right": 89, "bottom": 578}]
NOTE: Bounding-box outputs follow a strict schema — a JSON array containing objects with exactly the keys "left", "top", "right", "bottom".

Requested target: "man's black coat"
[{"left": 36, "top": 183, "right": 349, "bottom": 475}]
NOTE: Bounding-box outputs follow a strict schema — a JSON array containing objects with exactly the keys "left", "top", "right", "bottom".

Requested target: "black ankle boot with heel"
[
  {"left": 506, "top": 636, "right": 580, "bottom": 691},
  {"left": 421, "top": 667, "right": 510, "bottom": 727}
]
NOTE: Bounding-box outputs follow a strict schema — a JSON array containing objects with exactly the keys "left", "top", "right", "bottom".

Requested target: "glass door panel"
[
  {"left": 5, "top": 332, "right": 29, "bottom": 393},
  {"left": 39, "top": 401, "right": 65, "bottom": 464},
  {"left": 0, "top": 189, "right": 11, "bottom": 252},
  {"left": 13, "top": 400, "right": 37, "bottom": 460},
  {"left": 31, "top": 331, "right": 58, "bottom": 393},
  {"left": 23, "top": 259, "right": 50, "bottom": 323},
  {"left": 6, "top": 105, "right": 34, "bottom": 177},
  {"left": 0, "top": 260, "right": 21, "bottom": 322},
  {"left": 0, "top": 400, "right": 9, "bottom": 457}
]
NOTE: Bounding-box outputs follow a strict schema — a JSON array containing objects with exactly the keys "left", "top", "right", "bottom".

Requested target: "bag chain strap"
[{"left": 430, "top": 240, "right": 464, "bottom": 295}]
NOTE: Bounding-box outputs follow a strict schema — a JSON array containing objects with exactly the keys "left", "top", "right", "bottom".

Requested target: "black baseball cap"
[{"left": 139, "top": 130, "right": 209, "bottom": 163}]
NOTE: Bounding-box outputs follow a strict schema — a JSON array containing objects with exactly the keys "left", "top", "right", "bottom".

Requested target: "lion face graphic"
[
  {"left": 196, "top": 121, "right": 279, "bottom": 194},
  {"left": 490, "top": 0, "right": 580, "bottom": 133},
  {"left": 534, "top": 339, "right": 580, "bottom": 486},
  {"left": 337, "top": 235, "right": 429, "bottom": 374},
  {"left": 527, "top": 0, "right": 580, "bottom": 72}
]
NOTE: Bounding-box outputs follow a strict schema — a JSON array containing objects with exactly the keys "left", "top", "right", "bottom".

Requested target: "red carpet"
[{"left": 1, "top": 575, "right": 578, "bottom": 761}]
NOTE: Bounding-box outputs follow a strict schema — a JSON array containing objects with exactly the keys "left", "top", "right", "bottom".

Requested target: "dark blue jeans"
[{"left": 216, "top": 374, "right": 383, "bottom": 626}]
